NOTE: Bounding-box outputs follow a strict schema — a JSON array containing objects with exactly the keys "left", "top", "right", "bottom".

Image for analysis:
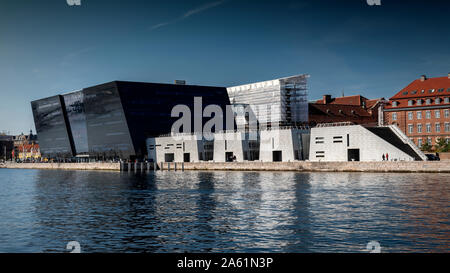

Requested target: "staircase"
[
  {"left": 365, "top": 125, "right": 427, "bottom": 161},
  {"left": 386, "top": 125, "right": 427, "bottom": 161}
]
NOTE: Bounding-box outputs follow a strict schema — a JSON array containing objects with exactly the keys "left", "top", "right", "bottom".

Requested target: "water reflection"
[{"left": 0, "top": 169, "right": 448, "bottom": 253}]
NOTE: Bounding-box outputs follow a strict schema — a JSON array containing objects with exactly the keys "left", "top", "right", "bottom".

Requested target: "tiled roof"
[
  {"left": 309, "top": 104, "right": 373, "bottom": 117},
  {"left": 390, "top": 76, "right": 450, "bottom": 100},
  {"left": 315, "top": 95, "right": 366, "bottom": 106}
]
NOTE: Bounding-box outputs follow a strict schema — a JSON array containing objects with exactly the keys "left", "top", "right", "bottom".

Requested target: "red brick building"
[
  {"left": 309, "top": 94, "right": 385, "bottom": 126},
  {"left": 383, "top": 74, "right": 450, "bottom": 147}
]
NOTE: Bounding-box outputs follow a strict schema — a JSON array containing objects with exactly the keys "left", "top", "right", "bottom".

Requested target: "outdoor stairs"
[{"left": 365, "top": 126, "right": 427, "bottom": 161}]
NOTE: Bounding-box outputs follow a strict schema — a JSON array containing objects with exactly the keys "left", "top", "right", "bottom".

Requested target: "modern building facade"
[
  {"left": 32, "top": 81, "right": 230, "bottom": 160},
  {"left": 227, "top": 75, "right": 309, "bottom": 129},
  {"left": 146, "top": 128, "right": 311, "bottom": 163},
  {"left": 309, "top": 95, "right": 386, "bottom": 126},
  {"left": 383, "top": 74, "right": 450, "bottom": 148},
  {"left": 309, "top": 123, "right": 426, "bottom": 162}
]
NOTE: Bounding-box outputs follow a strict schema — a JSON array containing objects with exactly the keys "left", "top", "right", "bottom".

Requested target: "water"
[{"left": 0, "top": 169, "right": 448, "bottom": 253}]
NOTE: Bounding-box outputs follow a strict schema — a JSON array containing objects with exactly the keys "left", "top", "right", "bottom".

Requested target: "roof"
[
  {"left": 309, "top": 103, "right": 373, "bottom": 117},
  {"left": 314, "top": 95, "right": 384, "bottom": 108},
  {"left": 390, "top": 76, "right": 450, "bottom": 100}
]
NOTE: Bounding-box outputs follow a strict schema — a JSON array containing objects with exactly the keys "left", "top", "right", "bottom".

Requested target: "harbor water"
[{"left": 0, "top": 169, "right": 448, "bottom": 253}]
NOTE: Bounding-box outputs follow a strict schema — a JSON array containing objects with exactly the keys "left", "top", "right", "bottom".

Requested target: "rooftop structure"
[
  {"left": 309, "top": 94, "right": 385, "bottom": 126},
  {"left": 227, "top": 75, "right": 309, "bottom": 128}
]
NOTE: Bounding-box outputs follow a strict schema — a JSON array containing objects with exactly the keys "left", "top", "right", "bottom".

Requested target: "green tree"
[
  {"left": 421, "top": 142, "right": 433, "bottom": 152},
  {"left": 434, "top": 138, "right": 450, "bottom": 153}
]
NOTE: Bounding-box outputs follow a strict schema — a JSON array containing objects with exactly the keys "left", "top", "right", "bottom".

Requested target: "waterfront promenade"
[{"left": 1, "top": 161, "right": 450, "bottom": 173}]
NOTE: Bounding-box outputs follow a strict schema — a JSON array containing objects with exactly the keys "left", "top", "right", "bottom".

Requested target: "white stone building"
[{"left": 309, "top": 123, "right": 427, "bottom": 162}]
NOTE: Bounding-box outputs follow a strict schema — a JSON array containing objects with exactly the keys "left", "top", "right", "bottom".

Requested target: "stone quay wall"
[{"left": 1, "top": 161, "right": 450, "bottom": 173}]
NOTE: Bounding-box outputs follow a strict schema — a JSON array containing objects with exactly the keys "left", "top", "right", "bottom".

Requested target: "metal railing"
[{"left": 384, "top": 125, "right": 428, "bottom": 161}]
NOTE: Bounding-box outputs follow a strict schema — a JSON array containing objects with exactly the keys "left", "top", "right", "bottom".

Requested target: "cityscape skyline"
[{"left": 1, "top": 0, "right": 449, "bottom": 134}]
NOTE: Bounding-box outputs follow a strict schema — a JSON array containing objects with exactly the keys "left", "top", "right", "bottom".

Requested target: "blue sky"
[{"left": 0, "top": 0, "right": 449, "bottom": 134}]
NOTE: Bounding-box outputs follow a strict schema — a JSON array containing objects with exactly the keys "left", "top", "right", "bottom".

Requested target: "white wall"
[
  {"left": 147, "top": 134, "right": 203, "bottom": 163},
  {"left": 309, "top": 125, "right": 415, "bottom": 162}
]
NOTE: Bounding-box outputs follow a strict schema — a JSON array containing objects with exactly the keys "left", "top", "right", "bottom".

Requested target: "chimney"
[
  {"left": 420, "top": 75, "right": 427, "bottom": 82},
  {"left": 323, "top": 94, "right": 332, "bottom": 104}
]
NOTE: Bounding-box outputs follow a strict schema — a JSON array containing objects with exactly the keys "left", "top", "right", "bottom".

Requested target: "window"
[
  {"left": 435, "top": 110, "right": 441, "bottom": 118},
  {"left": 411, "top": 90, "right": 417, "bottom": 95},
  {"left": 315, "top": 137, "right": 324, "bottom": 144},
  {"left": 417, "top": 99, "right": 422, "bottom": 105},
  {"left": 427, "top": 138, "right": 432, "bottom": 145},
  {"left": 403, "top": 91, "right": 409, "bottom": 95},
  {"left": 445, "top": 98, "right": 450, "bottom": 103},
  {"left": 418, "top": 138, "right": 423, "bottom": 147},
  {"left": 408, "top": 124, "right": 414, "bottom": 134},
  {"left": 417, "top": 124, "right": 422, "bottom": 133},
  {"left": 426, "top": 111, "right": 431, "bottom": 119},
  {"left": 408, "top": 112, "right": 413, "bottom": 120},
  {"left": 445, "top": 109, "right": 449, "bottom": 118},
  {"left": 445, "top": 122, "right": 450, "bottom": 132},
  {"left": 392, "top": 101, "right": 398, "bottom": 107},
  {"left": 408, "top": 100, "right": 413, "bottom": 106},
  {"left": 392, "top": 112, "right": 397, "bottom": 121},
  {"left": 426, "top": 123, "right": 431, "bottom": 133},
  {"left": 438, "top": 88, "right": 444, "bottom": 93},
  {"left": 333, "top": 136, "right": 343, "bottom": 143},
  {"left": 436, "top": 98, "right": 441, "bottom": 104},
  {"left": 417, "top": 111, "right": 422, "bottom": 119},
  {"left": 436, "top": 123, "right": 441, "bottom": 132},
  {"left": 426, "top": 99, "right": 432, "bottom": 105},
  {"left": 316, "top": 151, "right": 325, "bottom": 158}
]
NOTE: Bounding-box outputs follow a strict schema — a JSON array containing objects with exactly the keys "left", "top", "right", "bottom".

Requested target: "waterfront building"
[
  {"left": 0, "top": 135, "right": 14, "bottom": 161},
  {"left": 309, "top": 123, "right": 426, "bottom": 162},
  {"left": 383, "top": 74, "right": 450, "bottom": 148},
  {"left": 227, "top": 75, "right": 309, "bottom": 129},
  {"left": 31, "top": 81, "right": 230, "bottom": 160},
  {"left": 147, "top": 127, "right": 310, "bottom": 163},
  {"left": 147, "top": 133, "right": 214, "bottom": 163},
  {"left": 309, "top": 95, "right": 386, "bottom": 126}
]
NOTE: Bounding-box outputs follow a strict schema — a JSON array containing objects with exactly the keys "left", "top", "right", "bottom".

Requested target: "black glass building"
[{"left": 31, "top": 81, "right": 231, "bottom": 160}]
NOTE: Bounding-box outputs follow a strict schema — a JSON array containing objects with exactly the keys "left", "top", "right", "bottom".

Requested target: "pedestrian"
[
  {"left": 386, "top": 153, "right": 389, "bottom": 161},
  {"left": 382, "top": 154, "right": 385, "bottom": 161}
]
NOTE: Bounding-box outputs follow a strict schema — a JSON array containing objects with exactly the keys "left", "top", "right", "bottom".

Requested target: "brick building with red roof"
[
  {"left": 383, "top": 74, "right": 450, "bottom": 148},
  {"left": 309, "top": 94, "right": 385, "bottom": 126}
]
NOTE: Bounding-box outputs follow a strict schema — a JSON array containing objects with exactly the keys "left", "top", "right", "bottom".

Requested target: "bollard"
[{"left": 174, "top": 162, "right": 177, "bottom": 172}]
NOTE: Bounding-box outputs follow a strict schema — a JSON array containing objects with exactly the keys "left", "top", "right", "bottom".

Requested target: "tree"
[
  {"left": 434, "top": 138, "right": 450, "bottom": 153},
  {"left": 421, "top": 142, "right": 433, "bottom": 152}
]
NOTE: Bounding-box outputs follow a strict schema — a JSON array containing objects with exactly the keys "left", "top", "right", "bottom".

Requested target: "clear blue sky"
[{"left": 0, "top": 0, "right": 449, "bottom": 135}]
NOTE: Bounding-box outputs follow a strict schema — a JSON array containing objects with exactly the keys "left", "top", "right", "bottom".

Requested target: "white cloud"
[{"left": 150, "top": 0, "right": 227, "bottom": 31}]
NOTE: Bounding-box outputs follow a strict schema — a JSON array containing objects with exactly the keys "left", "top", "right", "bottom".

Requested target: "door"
[
  {"left": 225, "top": 152, "right": 234, "bottom": 162},
  {"left": 347, "top": 149, "right": 360, "bottom": 161},
  {"left": 273, "top": 151, "right": 282, "bottom": 162},
  {"left": 183, "top": 153, "right": 190, "bottom": 162}
]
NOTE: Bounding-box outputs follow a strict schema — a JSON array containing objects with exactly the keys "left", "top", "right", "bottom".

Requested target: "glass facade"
[
  {"left": 31, "top": 96, "right": 73, "bottom": 158},
  {"left": 32, "top": 81, "right": 231, "bottom": 160}
]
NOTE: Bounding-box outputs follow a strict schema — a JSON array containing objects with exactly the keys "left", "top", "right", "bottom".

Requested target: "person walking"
[
  {"left": 382, "top": 154, "right": 385, "bottom": 161},
  {"left": 386, "top": 153, "right": 389, "bottom": 161}
]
